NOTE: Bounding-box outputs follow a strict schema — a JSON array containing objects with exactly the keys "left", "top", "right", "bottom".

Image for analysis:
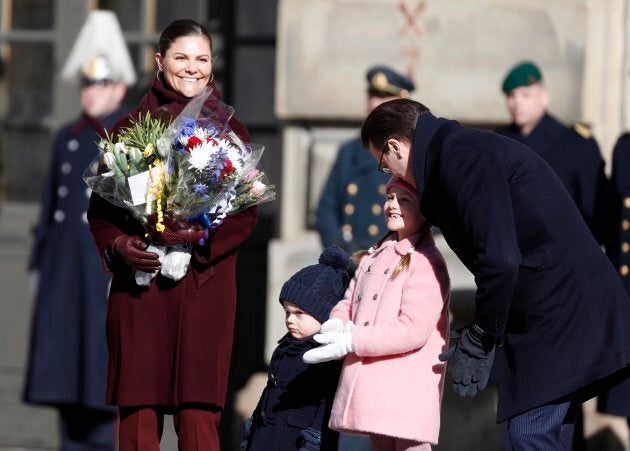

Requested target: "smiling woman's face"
[{"left": 155, "top": 34, "right": 212, "bottom": 98}]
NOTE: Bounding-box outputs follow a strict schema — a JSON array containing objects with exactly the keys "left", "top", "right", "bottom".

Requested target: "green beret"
[{"left": 502, "top": 61, "right": 543, "bottom": 94}]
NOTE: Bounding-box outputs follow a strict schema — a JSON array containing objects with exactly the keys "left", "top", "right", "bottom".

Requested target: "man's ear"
[{"left": 388, "top": 138, "right": 403, "bottom": 159}]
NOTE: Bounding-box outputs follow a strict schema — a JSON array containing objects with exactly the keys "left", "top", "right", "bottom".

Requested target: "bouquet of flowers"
[{"left": 84, "top": 87, "right": 275, "bottom": 285}]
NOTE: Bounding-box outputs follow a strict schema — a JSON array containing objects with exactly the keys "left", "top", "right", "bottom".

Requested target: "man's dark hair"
[{"left": 361, "top": 98, "right": 430, "bottom": 150}]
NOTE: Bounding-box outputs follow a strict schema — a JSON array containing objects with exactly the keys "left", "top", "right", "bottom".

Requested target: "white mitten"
[
  {"left": 303, "top": 321, "right": 355, "bottom": 364},
  {"left": 319, "top": 317, "right": 344, "bottom": 334}
]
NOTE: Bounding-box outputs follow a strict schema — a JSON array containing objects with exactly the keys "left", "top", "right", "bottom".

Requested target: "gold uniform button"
[
  {"left": 624, "top": 197, "right": 630, "bottom": 209},
  {"left": 342, "top": 224, "right": 352, "bottom": 234},
  {"left": 368, "top": 225, "right": 379, "bottom": 236},
  {"left": 621, "top": 265, "right": 629, "bottom": 276},
  {"left": 622, "top": 243, "right": 630, "bottom": 253},
  {"left": 344, "top": 204, "right": 355, "bottom": 215},
  {"left": 623, "top": 220, "right": 630, "bottom": 231},
  {"left": 347, "top": 183, "right": 358, "bottom": 195},
  {"left": 371, "top": 204, "right": 382, "bottom": 215},
  {"left": 378, "top": 184, "right": 386, "bottom": 196}
]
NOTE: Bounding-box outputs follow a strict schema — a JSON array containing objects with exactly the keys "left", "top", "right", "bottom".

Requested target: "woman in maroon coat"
[{"left": 87, "top": 19, "right": 257, "bottom": 451}]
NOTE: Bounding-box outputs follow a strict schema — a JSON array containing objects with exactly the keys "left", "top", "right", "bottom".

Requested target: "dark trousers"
[
  {"left": 118, "top": 405, "right": 221, "bottom": 451},
  {"left": 503, "top": 393, "right": 582, "bottom": 451},
  {"left": 58, "top": 406, "right": 117, "bottom": 451}
]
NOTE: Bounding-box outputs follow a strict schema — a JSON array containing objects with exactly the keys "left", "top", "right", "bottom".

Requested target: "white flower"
[
  {"left": 114, "top": 142, "right": 127, "bottom": 155},
  {"left": 188, "top": 141, "right": 213, "bottom": 171},
  {"left": 178, "top": 134, "right": 189, "bottom": 149},
  {"left": 156, "top": 137, "right": 170, "bottom": 157},
  {"left": 103, "top": 152, "right": 116, "bottom": 170},
  {"left": 251, "top": 180, "right": 266, "bottom": 197},
  {"left": 225, "top": 143, "right": 244, "bottom": 172}
]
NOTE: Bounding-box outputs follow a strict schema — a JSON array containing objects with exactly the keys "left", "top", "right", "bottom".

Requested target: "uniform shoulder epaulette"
[{"left": 573, "top": 122, "right": 592, "bottom": 139}]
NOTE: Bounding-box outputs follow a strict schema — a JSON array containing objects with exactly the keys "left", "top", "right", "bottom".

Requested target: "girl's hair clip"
[
  {"left": 368, "top": 246, "right": 376, "bottom": 255},
  {"left": 407, "top": 247, "right": 415, "bottom": 255}
]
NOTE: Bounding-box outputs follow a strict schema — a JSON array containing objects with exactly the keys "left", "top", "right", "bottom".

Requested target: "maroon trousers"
[{"left": 118, "top": 405, "right": 221, "bottom": 451}]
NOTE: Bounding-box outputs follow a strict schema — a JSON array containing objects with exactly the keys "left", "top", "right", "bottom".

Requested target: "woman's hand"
[
  {"left": 110, "top": 235, "right": 161, "bottom": 272},
  {"left": 145, "top": 213, "right": 208, "bottom": 246}
]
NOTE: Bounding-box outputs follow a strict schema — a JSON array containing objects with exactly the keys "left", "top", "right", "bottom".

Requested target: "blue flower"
[{"left": 193, "top": 183, "right": 208, "bottom": 195}]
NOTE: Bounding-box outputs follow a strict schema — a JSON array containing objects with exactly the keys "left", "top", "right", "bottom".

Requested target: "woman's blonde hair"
[{"left": 352, "top": 221, "right": 432, "bottom": 279}]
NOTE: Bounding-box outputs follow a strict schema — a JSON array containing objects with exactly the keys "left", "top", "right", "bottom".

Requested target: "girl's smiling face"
[
  {"left": 155, "top": 35, "right": 212, "bottom": 98},
  {"left": 385, "top": 185, "right": 424, "bottom": 240},
  {"left": 283, "top": 301, "right": 321, "bottom": 340}
]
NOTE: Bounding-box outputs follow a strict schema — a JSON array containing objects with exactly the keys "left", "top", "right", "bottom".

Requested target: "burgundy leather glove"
[
  {"left": 145, "top": 213, "right": 208, "bottom": 247},
  {"left": 110, "top": 235, "right": 161, "bottom": 272}
]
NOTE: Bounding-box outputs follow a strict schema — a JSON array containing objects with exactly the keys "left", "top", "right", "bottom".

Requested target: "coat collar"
[
  {"left": 390, "top": 231, "right": 435, "bottom": 256},
  {"left": 411, "top": 111, "right": 460, "bottom": 196}
]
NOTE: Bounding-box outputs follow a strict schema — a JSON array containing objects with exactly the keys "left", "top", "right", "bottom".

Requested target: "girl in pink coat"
[{"left": 304, "top": 177, "right": 451, "bottom": 451}]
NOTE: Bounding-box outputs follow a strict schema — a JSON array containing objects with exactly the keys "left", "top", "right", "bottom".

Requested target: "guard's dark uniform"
[
  {"left": 24, "top": 111, "right": 123, "bottom": 440},
  {"left": 316, "top": 137, "right": 389, "bottom": 253},
  {"left": 597, "top": 132, "right": 630, "bottom": 417},
  {"left": 413, "top": 112, "right": 630, "bottom": 423},
  {"left": 496, "top": 114, "right": 608, "bottom": 243},
  {"left": 316, "top": 65, "right": 414, "bottom": 255}
]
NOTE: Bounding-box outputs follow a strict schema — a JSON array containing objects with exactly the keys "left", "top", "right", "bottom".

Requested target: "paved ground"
[{"left": 0, "top": 202, "right": 627, "bottom": 450}]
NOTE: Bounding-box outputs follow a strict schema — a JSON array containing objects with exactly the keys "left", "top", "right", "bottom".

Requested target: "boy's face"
[{"left": 283, "top": 300, "right": 321, "bottom": 340}]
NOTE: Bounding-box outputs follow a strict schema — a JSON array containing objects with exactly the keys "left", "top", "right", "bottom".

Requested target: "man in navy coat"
[
  {"left": 495, "top": 61, "right": 609, "bottom": 243},
  {"left": 360, "top": 98, "right": 630, "bottom": 450}
]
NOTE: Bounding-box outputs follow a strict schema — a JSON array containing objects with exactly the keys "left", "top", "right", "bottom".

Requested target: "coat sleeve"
[
  {"left": 315, "top": 146, "right": 348, "bottom": 247},
  {"left": 192, "top": 206, "right": 258, "bottom": 265},
  {"left": 352, "top": 252, "right": 448, "bottom": 356},
  {"left": 442, "top": 145, "right": 521, "bottom": 340},
  {"left": 576, "top": 137, "right": 610, "bottom": 245},
  {"left": 330, "top": 264, "right": 360, "bottom": 323},
  {"left": 29, "top": 129, "right": 65, "bottom": 270}
]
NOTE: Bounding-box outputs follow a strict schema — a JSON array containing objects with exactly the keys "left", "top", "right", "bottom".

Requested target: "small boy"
[{"left": 242, "top": 245, "right": 351, "bottom": 451}]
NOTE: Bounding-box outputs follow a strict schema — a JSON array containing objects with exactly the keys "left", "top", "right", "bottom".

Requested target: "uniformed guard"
[
  {"left": 597, "top": 133, "right": 630, "bottom": 425},
  {"left": 495, "top": 61, "right": 609, "bottom": 244},
  {"left": 316, "top": 65, "right": 415, "bottom": 255},
  {"left": 23, "top": 10, "right": 135, "bottom": 451}
]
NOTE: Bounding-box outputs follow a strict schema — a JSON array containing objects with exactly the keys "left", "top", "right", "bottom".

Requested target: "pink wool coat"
[{"left": 329, "top": 231, "right": 451, "bottom": 444}]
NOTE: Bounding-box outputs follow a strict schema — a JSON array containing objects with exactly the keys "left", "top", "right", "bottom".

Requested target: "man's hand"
[
  {"left": 439, "top": 323, "right": 496, "bottom": 397},
  {"left": 303, "top": 321, "right": 355, "bottom": 364},
  {"left": 110, "top": 235, "right": 161, "bottom": 272}
]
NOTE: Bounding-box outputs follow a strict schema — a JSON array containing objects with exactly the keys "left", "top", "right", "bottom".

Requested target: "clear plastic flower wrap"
[{"left": 83, "top": 87, "right": 275, "bottom": 285}]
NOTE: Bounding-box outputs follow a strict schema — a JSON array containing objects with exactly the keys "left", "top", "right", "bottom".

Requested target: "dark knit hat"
[{"left": 279, "top": 245, "right": 351, "bottom": 323}]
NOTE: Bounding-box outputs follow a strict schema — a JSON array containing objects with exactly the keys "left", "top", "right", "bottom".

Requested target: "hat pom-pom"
[{"left": 319, "top": 245, "right": 350, "bottom": 271}]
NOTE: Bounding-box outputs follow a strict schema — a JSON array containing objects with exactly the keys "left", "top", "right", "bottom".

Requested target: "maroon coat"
[{"left": 88, "top": 77, "right": 258, "bottom": 408}]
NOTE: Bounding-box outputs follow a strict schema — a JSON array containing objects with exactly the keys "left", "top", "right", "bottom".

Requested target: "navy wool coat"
[
  {"left": 316, "top": 137, "right": 391, "bottom": 253},
  {"left": 496, "top": 113, "right": 609, "bottom": 243},
  {"left": 245, "top": 334, "right": 342, "bottom": 451},
  {"left": 413, "top": 112, "right": 630, "bottom": 422},
  {"left": 597, "top": 132, "right": 630, "bottom": 417},
  {"left": 24, "top": 111, "right": 123, "bottom": 411}
]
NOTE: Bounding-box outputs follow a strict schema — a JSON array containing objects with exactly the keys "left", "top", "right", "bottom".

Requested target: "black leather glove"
[
  {"left": 439, "top": 323, "right": 496, "bottom": 397},
  {"left": 110, "top": 235, "right": 161, "bottom": 272},
  {"left": 298, "top": 427, "right": 321, "bottom": 451}
]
